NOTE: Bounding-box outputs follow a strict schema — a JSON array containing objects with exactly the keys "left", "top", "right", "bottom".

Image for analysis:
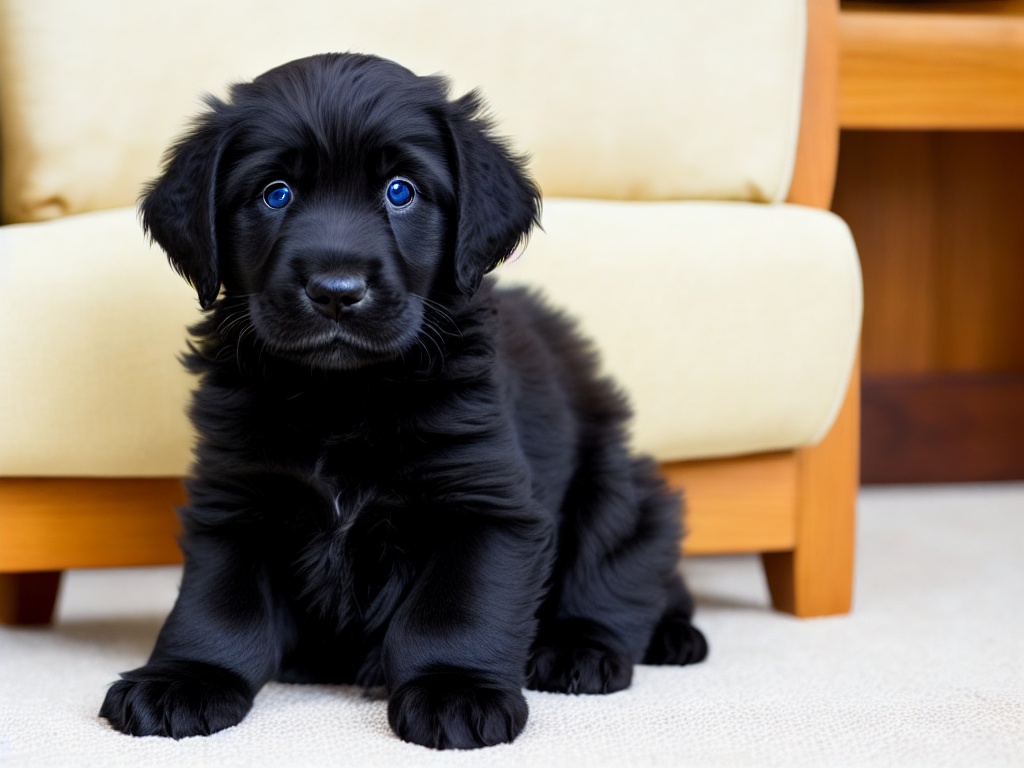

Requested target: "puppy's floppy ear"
[
  {"left": 446, "top": 92, "right": 541, "bottom": 296},
  {"left": 140, "top": 102, "right": 231, "bottom": 310}
]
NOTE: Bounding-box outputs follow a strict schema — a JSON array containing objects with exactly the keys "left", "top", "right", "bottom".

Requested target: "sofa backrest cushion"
[{"left": 0, "top": 0, "right": 805, "bottom": 223}]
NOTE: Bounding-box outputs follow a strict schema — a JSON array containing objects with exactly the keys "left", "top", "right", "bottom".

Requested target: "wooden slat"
[
  {"left": 0, "top": 478, "right": 184, "bottom": 572},
  {"left": 0, "top": 464, "right": 795, "bottom": 567},
  {"left": 833, "top": 130, "right": 938, "bottom": 374},
  {"left": 839, "top": 5, "right": 1024, "bottom": 129},
  {"left": 663, "top": 453, "right": 798, "bottom": 556},
  {"left": 788, "top": 0, "right": 840, "bottom": 209},
  {"left": 0, "top": 460, "right": 798, "bottom": 564},
  {"left": 833, "top": 130, "right": 1024, "bottom": 376},
  {"left": 862, "top": 372, "right": 1024, "bottom": 483}
]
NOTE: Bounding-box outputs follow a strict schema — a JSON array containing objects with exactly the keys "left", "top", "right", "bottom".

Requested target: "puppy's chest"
[
  {"left": 255, "top": 383, "right": 454, "bottom": 621},
  {"left": 286, "top": 483, "right": 420, "bottom": 634},
  {"left": 262, "top": 380, "right": 427, "bottom": 465},
  {"left": 276, "top": 444, "right": 429, "bottom": 634}
]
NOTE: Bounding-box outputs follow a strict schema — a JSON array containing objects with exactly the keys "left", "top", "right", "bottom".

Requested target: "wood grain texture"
[
  {"left": 862, "top": 372, "right": 1024, "bottom": 483},
  {"left": 0, "top": 479, "right": 184, "bottom": 573},
  {"left": 663, "top": 454, "right": 797, "bottom": 556},
  {"left": 929, "top": 133, "right": 1024, "bottom": 373},
  {"left": 839, "top": 3, "right": 1024, "bottom": 128},
  {"left": 788, "top": 0, "right": 840, "bottom": 208},
  {"left": 763, "top": 355, "right": 860, "bottom": 617},
  {"left": 833, "top": 6, "right": 1024, "bottom": 482},
  {"left": 844, "top": 1, "right": 1024, "bottom": 11},
  {"left": 833, "top": 130, "right": 1024, "bottom": 376}
]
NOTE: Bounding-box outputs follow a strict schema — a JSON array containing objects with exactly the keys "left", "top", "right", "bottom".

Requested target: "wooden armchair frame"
[{"left": 0, "top": 0, "right": 856, "bottom": 624}]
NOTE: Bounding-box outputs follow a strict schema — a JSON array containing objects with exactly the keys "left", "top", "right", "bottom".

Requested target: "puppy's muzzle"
[{"left": 305, "top": 273, "right": 369, "bottom": 321}]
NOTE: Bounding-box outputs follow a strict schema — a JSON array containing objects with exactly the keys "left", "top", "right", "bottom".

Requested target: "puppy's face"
[
  {"left": 142, "top": 54, "right": 539, "bottom": 370},
  {"left": 217, "top": 59, "right": 456, "bottom": 370}
]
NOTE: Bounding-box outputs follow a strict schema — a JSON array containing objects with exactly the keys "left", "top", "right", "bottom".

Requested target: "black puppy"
[{"left": 100, "top": 53, "right": 706, "bottom": 750}]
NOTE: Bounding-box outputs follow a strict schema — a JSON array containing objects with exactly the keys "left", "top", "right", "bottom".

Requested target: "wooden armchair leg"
[
  {"left": 0, "top": 571, "right": 63, "bottom": 625},
  {"left": 762, "top": 357, "right": 860, "bottom": 617},
  {"left": 0, "top": 478, "right": 186, "bottom": 626}
]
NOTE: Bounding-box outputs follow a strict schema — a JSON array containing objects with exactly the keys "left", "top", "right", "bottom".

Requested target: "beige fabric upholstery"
[
  {"left": 0, "top": 210, "right": 198, "bottom": 476},
  {"left": 0, "top": 201, "right": 860, "bottom": 476},
  {"left": 0, "top": 0, "right": 805, "bottom": 223},
  {"left": 499, "top": 200, "right": 861, "bottom": 461}
]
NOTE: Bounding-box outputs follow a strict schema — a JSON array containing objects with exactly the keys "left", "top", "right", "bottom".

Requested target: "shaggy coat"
[{"left": 100, "top": 53, "right": 706, "bottom": 750}]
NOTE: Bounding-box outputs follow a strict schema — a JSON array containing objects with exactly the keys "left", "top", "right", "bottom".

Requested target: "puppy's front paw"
[
  {"left": 388, "top": 672, "right": 527, "bottom": 750},
  {"left": 100, "top": 661, "right": 253, "bottom": 739}
]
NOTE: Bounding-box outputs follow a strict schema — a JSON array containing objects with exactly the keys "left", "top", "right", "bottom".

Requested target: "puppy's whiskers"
[
  {"left": 213, "top": 301, "right": 262, "bottom": 371},
  {"left": 405, "top": 292, "right": 464, "bottom": 372},
  {"left": 415, "top": 294, "right": 462, "bottom": 341}
]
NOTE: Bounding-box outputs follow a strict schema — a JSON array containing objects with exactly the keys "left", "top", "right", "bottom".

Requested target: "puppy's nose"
[{"left": 305, "top": 274, "right": 368, "bottom": 320}]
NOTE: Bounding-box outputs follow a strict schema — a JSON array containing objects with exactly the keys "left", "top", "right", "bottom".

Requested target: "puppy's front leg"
[
  {"left": 383, "top": 516, "right": 553, "bottom": 750},
  {"left": 100, "top": 534, "right": 285, "bottom": 739}
]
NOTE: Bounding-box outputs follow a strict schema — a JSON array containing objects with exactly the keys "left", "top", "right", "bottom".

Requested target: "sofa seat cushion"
[
  {"left": 499, "top": 199, "right": 861, "bottom": 462},
  {"left": 0, "top": 0, "right": 804, "bottom": 223},
  {"left": 0, "top": 209, "right": 198, "bottom": 476},
  {"left": 0, "top": 199, "right": 859, "bottom": 476}
]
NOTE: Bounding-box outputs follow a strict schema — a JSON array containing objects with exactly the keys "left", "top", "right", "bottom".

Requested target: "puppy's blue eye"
[
  {"left": 262, "top": 181, "right": 292, "bottom": 209},
  {"left": 386, "top": 179, "right": 414, "bottom": 208}
]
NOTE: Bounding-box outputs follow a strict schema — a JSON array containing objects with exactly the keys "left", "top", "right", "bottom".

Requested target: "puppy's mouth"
[
  {"left": 273, "top": 329, "right": 417, "bottom": 370},
  {"left": 247, "top": 294, "right": 424, "bottom": 371}
]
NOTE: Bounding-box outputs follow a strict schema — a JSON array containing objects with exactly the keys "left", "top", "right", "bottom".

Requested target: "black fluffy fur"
[{"left": 99, "top": 53, "right": 706, "bottom": 749}]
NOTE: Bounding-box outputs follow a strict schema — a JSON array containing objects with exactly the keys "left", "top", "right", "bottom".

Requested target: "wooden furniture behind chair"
[{"left": 836, "top": 0, "right": 1024, "bottom": 483}]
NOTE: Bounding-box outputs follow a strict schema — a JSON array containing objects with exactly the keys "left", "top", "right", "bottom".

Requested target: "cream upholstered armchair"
[{"left": 0, "top": 0, "right": 860, "bottom": 623}]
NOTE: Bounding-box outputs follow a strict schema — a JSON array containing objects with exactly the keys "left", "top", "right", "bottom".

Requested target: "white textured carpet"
[{"left": 1, "top": 484, "right": 1022, "bottom": 767}]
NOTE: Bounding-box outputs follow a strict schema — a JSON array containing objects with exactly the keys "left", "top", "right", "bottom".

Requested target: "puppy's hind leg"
[
  {"left": 528, "top": 454, "right": 703, "bottom": 695},
  {"left": 643, "top": 571, "right": 708, "bottom": 667},
  {"left": 632, "top": 461, "right": 708, "bottom": 668}
]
